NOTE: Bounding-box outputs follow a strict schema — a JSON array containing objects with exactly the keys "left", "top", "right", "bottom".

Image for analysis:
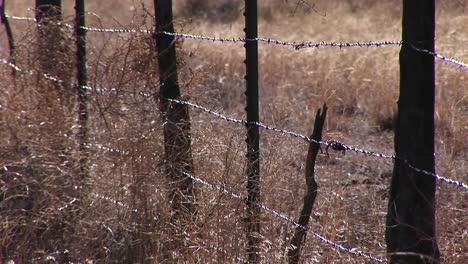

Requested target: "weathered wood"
[
  {"left": 75, "top": 0, "right": 89, "bottom": 182},
  {"left": 35, "top": 0, "right": 61, "bottom": 22},
  {"left": 386, "top": 0, "right": 439, "bottom": 263},
  {"left": 35, "top": 0, "right": 62, "bottom": 79},
  {"left": 35, "top": 0, "right": 74, "bottom": 93},
  {"left": 0, "top": 0, "right": 16, "bottom": 76},
  {"left": 154, "top": 0, "right": 196, "bottom": 229},
  {"left": 244, "top": 0, "right": 261, "bottom": 263},
  {"left": 287, "top": 104, "right": 327, "bottom": 264}
]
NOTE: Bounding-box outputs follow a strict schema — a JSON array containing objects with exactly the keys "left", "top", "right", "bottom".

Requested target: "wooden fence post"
[
  {"left": 244, "top": 0, "right": 261, "bottom": 263},
  {"left": 75, "top": 0, "right": 89, "bottom": 184},
  {"left": 35, "top": 0, "right": 61, "bottom": 21},
  {"left": 288, "top": 104, "right": 327, "bottom": 264},
  {"left": 35, "top": 0, "right": 68, "bottom": 87},
  {"left": 153, "top": 0, "right": 196, "bottom": 254},
  {"left": 386, "top": 0, "right": 440, "bottom": 263},
  {"left": 0, "top": 0, "right": 16, "bottom": 76}
]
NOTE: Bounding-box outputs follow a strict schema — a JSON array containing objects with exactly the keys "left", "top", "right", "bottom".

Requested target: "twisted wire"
[
  {"left": 5, "top": 15, "right": 400, "bottom": 49},
  {"left": 3, "top": 15, "right": 36, "bottom": 22},
  {"left": 168, "top": 99, "right": 468, "bottom": 190},
  {"left": 6, "top": 14, "right": 467, "bottom": 67},
  {"left": 404, "top": 161, "right": 468, "bottom": 189},
  {"left": 55, "top": 189, "right": 139, "bottom": 213},
  {"left": 0, "top": 161, "right": 133, "bottom": 213},
  {"left": 0, "top": 58, "right": 63, "bottom": 83},
  {"left": 181, "top": 171, "right": 385, "bottom": 262},
  {"left": 91, "top": 193, "right": 138, "bottom": 213},
  {"left": 167, "top": 99, "right": 384, "bottom": 157},
  {"left": 85, "top": 143, "right": 128, "bottom": 155},
  {"left": 1, "top": 58, "right": 466, "bottom": 190},
  {"left": 411, "top": 45, "right": 468, "bottom": 69}
]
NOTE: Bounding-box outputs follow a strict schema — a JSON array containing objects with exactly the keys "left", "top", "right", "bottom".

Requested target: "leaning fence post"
[
  {"left": 244, "top": 0, "right": 261, "bottom": 263},
  {"left": 287, "top": 104, "right": 327, "bottom": 264}
]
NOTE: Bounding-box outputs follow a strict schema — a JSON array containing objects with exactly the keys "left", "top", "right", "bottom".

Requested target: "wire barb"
[{"left": 325, "top": 140, "right": 347, "bottom": 156}]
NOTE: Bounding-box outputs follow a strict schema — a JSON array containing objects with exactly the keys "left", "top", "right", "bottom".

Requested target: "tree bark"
[
  {"left": 386, "top": 0, "right": 440, "bottom": 263},
  {"left": 288, "top": 104, "right": 327, "bottom": 264}
]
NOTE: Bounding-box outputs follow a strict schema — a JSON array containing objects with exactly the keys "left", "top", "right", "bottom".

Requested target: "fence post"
[
  {"left": 35, "top": 0, "right": 68, "bottom": 86},
  {"left": 244, "top": 0, "right": 261, "bottom": 263},
  {"left": 35, "top": 0, "right": 61, "bottom": 21},
  {"left": 386, "top": 0, "right": 440, "bottom": 263},
  {"left": 153, "top": 0, "right": 196, "bottom": 257},
  {"left": 75, "top": 0, "right": 89, "bottom": 185},
  {"left": 0, "top": 0, "right": 16, "bottom": 76},
  {"left": 288, "top": 104, "right": 327, "bottom": 264}
]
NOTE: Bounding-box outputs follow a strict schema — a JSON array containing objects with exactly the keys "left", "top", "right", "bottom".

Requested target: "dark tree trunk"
[
  {"left": 153, "top": 0, "right": 196, "bottom": 255},
  {"left": 288, "top": 105, "right": 327, "bottom": 264},
  {"left": 244, "top": 1, "right": 261, "bottom": 263},
  {"left": 386, "top": 1, "right": 440, "bottom": 263}
]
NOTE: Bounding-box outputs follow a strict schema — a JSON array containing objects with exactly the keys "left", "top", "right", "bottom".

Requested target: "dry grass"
[{"left": 1, "top": 0, "right": 467, "bottom": 263}]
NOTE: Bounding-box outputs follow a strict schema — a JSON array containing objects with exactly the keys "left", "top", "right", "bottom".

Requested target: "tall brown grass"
[{"left": 1, "top": 0, "right": 467, "bottom": 263}]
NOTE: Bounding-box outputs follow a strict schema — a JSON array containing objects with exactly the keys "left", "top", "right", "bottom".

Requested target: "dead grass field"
[{"left": 1, "top": 0, "right": 467, "bottom": 263}]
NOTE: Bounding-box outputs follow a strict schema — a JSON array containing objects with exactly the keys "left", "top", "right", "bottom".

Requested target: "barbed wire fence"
[
  {"left": 1, "top": 55, "right": 467, "bottom": 262},
  {"left": 1, "top": 10, "right": 467, "bottom": 263}
]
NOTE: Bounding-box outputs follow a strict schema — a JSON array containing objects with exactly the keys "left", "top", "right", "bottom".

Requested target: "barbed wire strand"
[
  {"left": 4, "top": 15, "right": 399, "bottom": 49},
  {"left": 56, "top": 188, "right": 141, "bottom": 215},
  {"left": 1, "top": 58, "right": 466, "bottom": 190},
  {"left": 410, "top": 44, "right": 468, "bottom": 69},
  {"left": 3, "top": 15, "right": 36, "bottom": 22},
  {"left": 6, "top": 14, "right": 468, "bottom": 69},
  {"left": 0, "top": 163, "right": 135, "bottom": 213},
  {"left": 0, "top": 59, "right": 128, "bottom": 156},
  {"left": 180, "top": 170, "right": 385, "bottom": 262},
  {"left": 91, "top": 193, "right": 138, "bottom": 213},
  {"left": 167, "top": 99, "right": 468, "bottom": 190},
  {"left": 85, "top": 143, "right": 128, "bottom": 155},
  {"left": 0, "top": 58, "right": 137, "bottom": 213},
  {"left": 404, "top": 161, "right": 467, "bottom": 189},
  {"left": 167, "top": 99, "right": 395, "bottom": 157},
  {"left": 0, "top": 57, "right": 64, "bottom": 83}
]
